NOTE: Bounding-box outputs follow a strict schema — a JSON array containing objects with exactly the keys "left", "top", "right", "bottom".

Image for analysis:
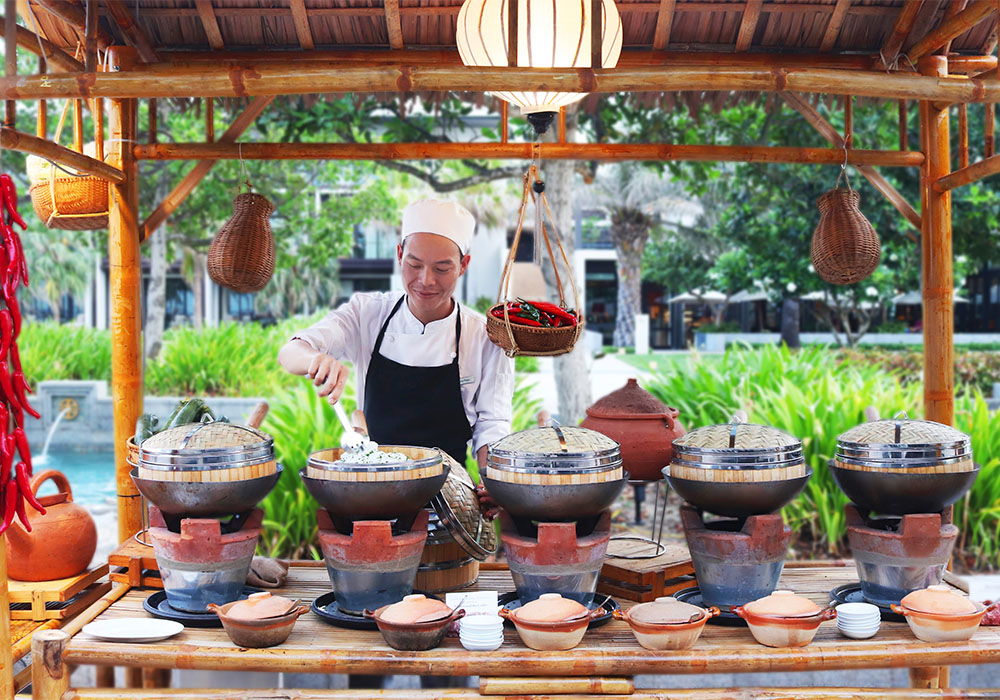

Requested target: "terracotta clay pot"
[
  {"left": 582, "top": 378, "right": 684, "bottom": 481},
  {"left": 6, "top": 470, "right": 98, "bottom": 581}
]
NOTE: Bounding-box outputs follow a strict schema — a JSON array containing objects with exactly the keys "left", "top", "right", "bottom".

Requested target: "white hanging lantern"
[{"left": 456, "top": 0, "right": 623, "bottom": 127}]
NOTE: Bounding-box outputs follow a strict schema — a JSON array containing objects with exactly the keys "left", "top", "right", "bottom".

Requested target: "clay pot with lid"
[
  {"left": 6, "top": 470, "right": 97, "bottom": 581},
  {"left": 891, "top": 585, "right": 996, "bottom": 643},
  {"left": 732, "top": 591, "right": 836, "bottom": 648},
  {"left": 613, "top": 596, "right": 719, "bottom": 650},
  {"left": 500, "top": 593, "right": 603, "bottom": 650},
  {"left": 210, "top": 592, "right": 308, "bottom": 648},
  {"left": 582, "top": 378, "right": 684, "bottom": 481},
  {"left": 365, "top": 594, "right": 466, "bottom": 651}
]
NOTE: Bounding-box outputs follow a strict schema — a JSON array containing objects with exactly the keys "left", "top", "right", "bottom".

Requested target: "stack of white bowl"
[
  {"left": 459, "top": 614, "right": 504, "bottom": 651},
  {"left": 835, "top": 602, "right": 881, "bottom": 639}
]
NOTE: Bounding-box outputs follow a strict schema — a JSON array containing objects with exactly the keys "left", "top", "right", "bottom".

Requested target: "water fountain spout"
[{"left": 36, "top": 406, "right": 71, "bottom": 467}]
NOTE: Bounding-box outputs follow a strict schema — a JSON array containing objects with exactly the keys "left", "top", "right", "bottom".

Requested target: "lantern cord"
[
  {"left": 238, "top": 142, "right": 253, "bottom": 193},
  {"left": 835, "top": 140, "right": 852, "bottom": 191},
  {"left": 532, "top": 144, "right": 545, "bottom": 266}
]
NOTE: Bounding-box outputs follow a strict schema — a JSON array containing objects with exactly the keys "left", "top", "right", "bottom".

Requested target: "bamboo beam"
[
  {"left": 106, "top": 0, "right": 161, "bottom": 63},
  {"left": 480, "top": 677, "right": 635, "bottom": 694},
  {"left": 140, "top": 95, "right": 273, "bottom": 241},
  {"left": 935, "top": 151, "right": 1000, "bottom": 190},
  {"left": 0, "top": 14, "right": 84, "bottom": 72},
  {"left": 5, "top": 1, "right": 14, "bottom": 128},
  {"left": 781, "top": 92, "right": 921, "bottom": 231},
  {"left": 735, "top": 0, "right": 763, "bottom": 52},
  {"left": 289, "top": 0, "right": 314, "bottom": 50},
  {"left": 84, "top": 0, "right": 97, "bottom": 72},
  {"left": 958, "top": 101, "right": 969, "bottom": 167},
  {"left": 384, "top": 0, "right": 403, "bottom": 50},
  {"left": 500, "top": 100, "right": 507, "bottom": 143},
  {"left": 35, "top": 0, "right": 113, "bottom": 48},
  {"left": 651, "top": 0, "right": 676, "bottom": 50},
  {"left": 152, "top": 48, "right": 882, "bottom": 70},
  {"left": 884, "top": 0, "right": 923, "bottom": 64},
  {"left": 31, "top": 630, "right": 70, "bottom": 700},
  {"left": 48, "top": 691, "right": 1000, "bottom": 700},
  {"left": 938, "top": 0, "right": 970, "bottom": 55},
  {"left": 194, "top": 0, "right": 224, "bottom": 50},
  {"left": 0, "top": 544, "right": 12, "bottom": 700},
  {"left": 908, "top": 0, "right": 995, "bottom": 63},
  {"left": 134, "top": 141, "right": 924, "bottom": 167},
  {"left": 0, "top": 126, "right": 124, "bottom": 181},
  {"left": 108, "top": 46, "right": 143, "bottom": 545},
  {"left": 9, "top": 63, "right": 1000, "bottom": 102},
  {"left": 949, "top": 55, "right": 997, "bottom": 73},
  {"left": 820, "top": 0, "right": 852, "bottom": 52},
  {"left": 919, "top": 55, "right": 954, "bottom": 427}
]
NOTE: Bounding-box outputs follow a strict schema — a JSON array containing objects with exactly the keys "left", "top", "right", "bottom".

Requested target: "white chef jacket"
[{"left": 291, "top": 290, "right": 514, "bottom": 455}]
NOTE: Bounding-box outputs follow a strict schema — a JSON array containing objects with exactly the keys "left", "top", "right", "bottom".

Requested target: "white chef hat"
[{"left": 401, "top": 198, "right": 475, "bottom": 256}]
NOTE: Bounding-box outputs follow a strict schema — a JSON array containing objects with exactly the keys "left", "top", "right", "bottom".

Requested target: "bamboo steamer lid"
[
  {"left": 486, "top": 426, "right": 622, "bottom": 485},
  {"left": 669, "top": 412, "right": 806, "bottom": 483},
  {"left": 306, "top": 445, "right": 444, "bottom": 482},
  {"left": 835, "top": 409, "right": 974, "bottom": 475},
  {"left": 137, "top": 422, "right": 276, "bottom": 483},
  {"left": 429, "top": 454, "right": 498, "bottom": 560}
]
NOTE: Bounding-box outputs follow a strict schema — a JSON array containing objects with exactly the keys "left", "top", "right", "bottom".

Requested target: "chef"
[{"left": 278, "top": 198, "right": 514, "bottom": 470}]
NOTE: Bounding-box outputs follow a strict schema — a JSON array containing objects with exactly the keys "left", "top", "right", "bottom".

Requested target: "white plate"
[{"left": 83, "top": 618, "right": 185, "bottom": 643}]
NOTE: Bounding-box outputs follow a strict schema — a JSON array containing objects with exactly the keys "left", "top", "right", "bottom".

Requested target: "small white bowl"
[
  {"left": 838, "top": 626, "right": 879, "bottom": 639},
  {"left": 460, "top": 635, "right": 504, "bottom": 651},
  {"left": 461, "top": 632, "right": 504, "bottom": 642},
  {"left": 835, "top": 603, "right": 880, "bottom": 620}
]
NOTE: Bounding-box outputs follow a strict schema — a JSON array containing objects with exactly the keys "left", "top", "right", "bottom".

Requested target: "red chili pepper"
[
  {"left": 9, "top": 339, "right": 22, "bottom": 375},
  {"left": 14, "top": 487, "right": 29, "bottom": 531},
  {"left": 16, "top": 462, "right": 44, "bottom": 516},
  {"left": 10, "top": 227, "right": 26, "bottom": 287},
  {"left": 0, "top": 360, "right": 18, "bottom": 413},
  {"left": 4, "top": 288, "right": 20, "bottom": 339},
  {"left": 0, "top": 310, "right": 11, "bottom": 360},
  {"left": 0, "top": 483, "right": 17, "bottom": 535},
  {"left": 13, "top": 374, "right": 39, "bottom": 421},
  {"left": 1, "top": 434, "right": 14, "bottom": 480},
  {"left": 510, "top": 315, "right": 543, "bottom": 327},
  {"left": 13, "top": 427, "right": 31, "bottom": 476},
  {"left": 530, "top": 301, "right": 578, "bottom": 325},
  {"left": 0, "top": 175, "right": 26, "bottom": 230}
]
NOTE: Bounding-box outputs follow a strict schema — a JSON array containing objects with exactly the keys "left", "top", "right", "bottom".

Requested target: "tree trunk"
[
  {"left": 611, "top": 223, "right": 645, "bottom": 348},
  {"left": 542, "top": 112, "right": 592, "bottom": 425},
  {"left": 192, "top": 251, "right": 205, "bottom": 331},
  {"left": 780, "top": 297, "right": 801, "bottom": 348},
  {"left": 145, "top": 181, "right": 169, "bottom": 360}
]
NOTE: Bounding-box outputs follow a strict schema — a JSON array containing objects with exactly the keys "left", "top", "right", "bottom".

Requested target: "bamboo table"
[{"left": 31, "top": 562, "right": 1000, "bottom": 699}]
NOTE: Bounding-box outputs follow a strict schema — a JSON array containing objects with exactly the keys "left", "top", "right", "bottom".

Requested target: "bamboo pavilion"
[{"left": 2, "top": 1, "right": 1000, "bottom": 697}]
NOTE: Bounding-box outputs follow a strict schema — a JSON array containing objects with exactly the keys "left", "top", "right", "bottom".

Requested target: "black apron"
[{"left": 363, "top": 295, "right": 473, "bottom": 465}]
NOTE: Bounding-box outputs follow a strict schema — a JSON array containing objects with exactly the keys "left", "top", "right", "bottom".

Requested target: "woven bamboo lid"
[
  {"left": 430, "top": 455, "right": 498, "bottom": 560},
  {"left": 673, "top": 415, "right": 799, "bottom": 452},
  {"left": 837, "top": 411, "right": 970, "bottom": 450},
  {"left": 139, "top": 422, "right": 274, "bottom": 471},
  {"left": 488, "top": 426, "right": 621, "bottom": 475}
]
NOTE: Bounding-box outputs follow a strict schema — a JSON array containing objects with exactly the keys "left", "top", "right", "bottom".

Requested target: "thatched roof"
[{"left": 22, "top": 1, "right": 997, "bottom": 60}]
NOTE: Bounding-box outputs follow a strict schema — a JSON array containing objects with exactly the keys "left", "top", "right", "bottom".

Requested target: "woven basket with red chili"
[
  {"left": 490, "top": 299, "right": 578, "bottom": 328},
  {"left": 0, "top": 174, "right": 45, "bottom": 536}
]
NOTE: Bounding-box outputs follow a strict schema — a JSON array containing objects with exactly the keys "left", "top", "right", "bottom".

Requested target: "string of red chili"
[{"left": 0, "top": 174, "right": 44, "bottom": 534}]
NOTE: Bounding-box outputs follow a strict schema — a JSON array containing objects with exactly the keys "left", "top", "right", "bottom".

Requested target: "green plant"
[
  {"left": 257, "top": 381, "right": 359, "bottom": 559},
  {"left": 19, "top": 322, "right": 112, "bottom": 386},
  {"left": 515, "top": 355, "right": 540, "bottom": 373},
  {"left": 953, "top": 393, "right": 1000, "bottom": 571}
]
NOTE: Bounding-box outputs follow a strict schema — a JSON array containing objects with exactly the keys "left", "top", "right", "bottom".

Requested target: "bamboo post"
[
  {"left": 986, "top": 102, "right": 995, "bottom": 157},
  {"left": 31, "top": 630, "right": 70, "bottom": 700},
  {"left": 958, "top": 103, "right": 969, "bottom": 169},
  {"left": 844, "top": 94, "right": 853, "bottom": 147},
  {"left": 500, "top": 101, "right": 507, "bottom": 144},
  {"left": 899, "top": 100, "right": 908, "bottom": 151},
  {"left": 95, "top": 666, "right": 115, "bottom": 688},
  {"left": 909, "top": 665, "right": 942, "bottom": 689},
  {"left": 919, "top": 55, "right": 954, "bottom": 426},
  {"left": 149, "top": 98, "right": 157, "bottom": 144},
  {"left": 0, "top": 542, "right": 12, "bottom": 700},
  {"left": 206, "top": 97, "right": 214, "bottom": 142},
  {"left": 108, "top": 46, "right": 145, "bottom": 544},
  {"left": 74, "top": 99, "right": 84, "bottom": 152},
  {"left": 37, "top": 56, "right": 46, "bottom": 138},
  {"left": 4, "top": 0, "right": 14, "bottom": 128}
]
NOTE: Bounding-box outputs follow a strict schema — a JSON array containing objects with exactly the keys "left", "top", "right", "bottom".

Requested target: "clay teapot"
[
  {"left": 6, "top": 470, "right": 97, "bottom": 581},
  {"left": 581, "top": 378, "right": 684, "bottom": 481}
]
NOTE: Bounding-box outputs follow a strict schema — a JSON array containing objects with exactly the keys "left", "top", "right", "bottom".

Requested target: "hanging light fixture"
[{"left": 456, "top": 0, "right": 623, "bottom": 134}]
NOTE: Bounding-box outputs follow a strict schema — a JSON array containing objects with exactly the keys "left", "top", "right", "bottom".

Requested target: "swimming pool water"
[{"left": 30, "top": 449, "right": 118, "bottom": 507}]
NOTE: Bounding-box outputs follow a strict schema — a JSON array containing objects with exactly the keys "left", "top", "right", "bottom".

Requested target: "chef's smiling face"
[{"left": 398, "top": 232, "right": 470, "bottom": 324}]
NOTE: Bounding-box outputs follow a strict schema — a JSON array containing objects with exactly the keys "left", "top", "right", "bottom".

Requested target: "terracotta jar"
[
  {"left": 6, "top": 470, "right": 97, "bottom": 581},
  {"left": 581, "top": 378, "right": 684, "bottom": 481}
]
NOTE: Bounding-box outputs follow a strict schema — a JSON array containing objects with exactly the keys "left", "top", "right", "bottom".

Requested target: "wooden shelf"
[
  {"left": 598, "top": 539, "right": 695, "bottom": 602},
  {"left": 8, "top": 565, "right": 111, "bottom": 621}
]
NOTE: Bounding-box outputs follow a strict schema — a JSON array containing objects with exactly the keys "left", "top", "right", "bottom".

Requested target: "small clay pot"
[
  {"left": 6, "top": 470, "right": 97, "bottom": 581},
  {"left": 500, "top": 594, "right": 604, "bottom": 651},
  {"left": 613, "top": 597, "right": 720, "bottom": 650},
  {"left": 733, "top": 594, "right": 836, "bottom": 649},
  {"left": 365, "top": 602, "right": 466, "bottom": 651},
  {"left": 582, "top": 379, "right": 684, "bottom": 481},
  {"left": 891, "top": 585, "right": 995, "bottom": 643},
  {"left": 209, "top": 599, "right": 307, "bottom": 648}
]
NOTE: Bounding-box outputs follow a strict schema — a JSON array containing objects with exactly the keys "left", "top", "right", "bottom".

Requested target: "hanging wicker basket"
[
  {"left": 487, "top": 165, "right": 583, "bottom": 357},
  {"left": 208, "top": 191, "right": 276, "bottom": 293},
  {"left": 811, "top": 186, "right": 881, "bottom": 285},
  {"left": 26, "top": 99, "right": 110, "bottom": 231}
]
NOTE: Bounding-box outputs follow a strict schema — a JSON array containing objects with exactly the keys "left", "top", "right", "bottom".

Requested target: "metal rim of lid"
[
  {"left": 138, "top": 444, "right": 274, "bottom": 469},
  {"left": 835, "top": 443, "right": 972, "bottom": 462},
  {"left": 669, "top": 456, "right": 806, "bottom": 471},
  {"left": 137, "top": 453, "right": 275, "bottom": 472},
  {"left": 838, "top": 414, "right": 970, "bottom": 449},
  {"left": 836, "top": 438, "right": 970, "bottom": 452},
  {"left": 833, "top": 454, "right": 978, "bottom": 470},
  {"left": 307, "top": 447, "right": 443, "bottom": 472},
  {"left": 670, "top": 449, "right": 803, "bottom": 466},
  {"left": 429, "top": 489, "right": 496, "bottom": 561},
  {"left": 485, "top": 455, "right": 623, "bottom": 475}
]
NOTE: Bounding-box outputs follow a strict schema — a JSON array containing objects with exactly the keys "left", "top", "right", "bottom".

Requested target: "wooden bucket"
[
  {"left": 306, "top": 446, "right": 444, "bottom": 482},
  {"left": 415, "top": 539, "right": 479, "bottom": 593}
]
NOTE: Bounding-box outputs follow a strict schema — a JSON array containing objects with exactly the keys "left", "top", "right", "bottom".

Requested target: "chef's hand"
[
  {"left": 474, "top": 483, "right": 500, "bottom": 521},
  {"left": 306, "top": 353, "right": 350, "bottom": 404}
]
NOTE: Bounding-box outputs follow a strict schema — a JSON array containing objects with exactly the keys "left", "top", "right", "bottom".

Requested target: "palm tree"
[
  {"left": 590, "top": 163, "right": 694, "bottom": 347},
  {"left": 22, "top": 230, "right": 95, "bottom": 324}
]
